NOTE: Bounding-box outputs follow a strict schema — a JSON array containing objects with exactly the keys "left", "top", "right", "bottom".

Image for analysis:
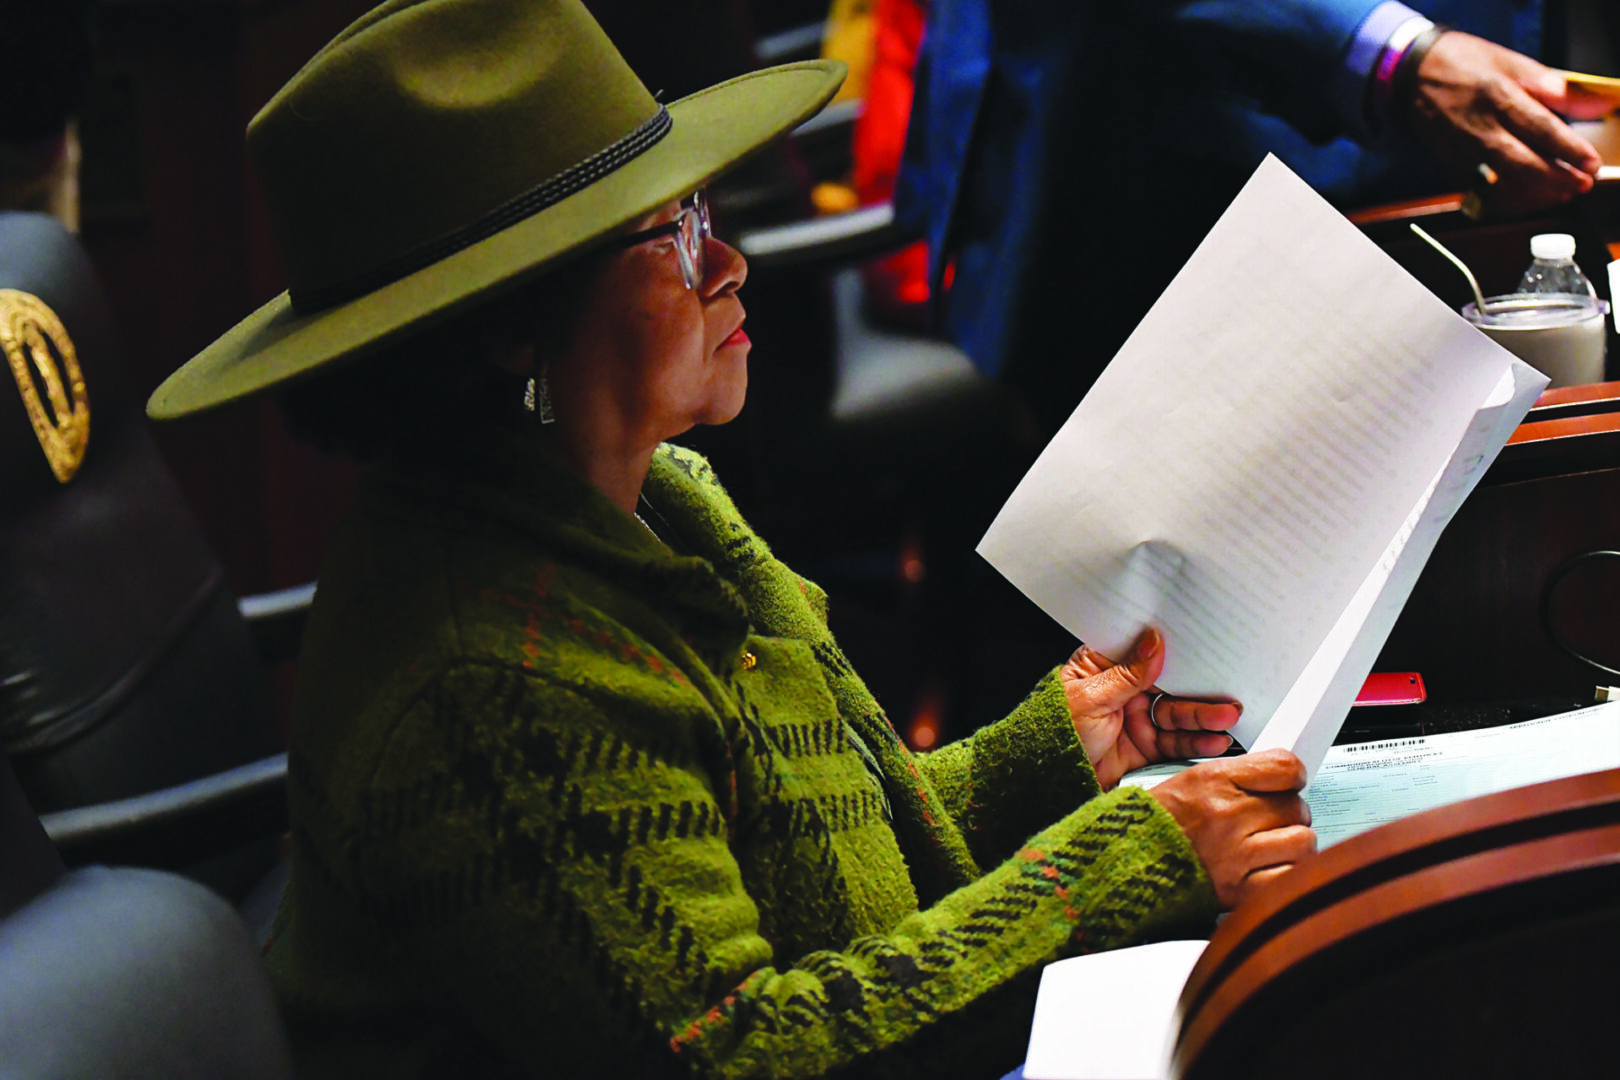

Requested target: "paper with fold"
[
  {"left": 978, "top": 155, "right": 1546, "bottom": 778},
  {"left": 1023, "top": 940, "right": 1207, "bottom": 1080}
]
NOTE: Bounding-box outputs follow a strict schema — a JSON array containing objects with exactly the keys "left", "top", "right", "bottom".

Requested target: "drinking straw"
[{"left": 1409, "top": 223, "right": 1493, "bottom": 314}]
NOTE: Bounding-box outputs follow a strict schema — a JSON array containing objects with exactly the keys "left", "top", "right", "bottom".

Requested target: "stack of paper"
[{"left": 978, "top": 156, "right": 1547, "bottom": 777}]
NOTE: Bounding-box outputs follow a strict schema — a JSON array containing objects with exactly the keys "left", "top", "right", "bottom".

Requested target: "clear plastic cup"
[{"left": 1461, "top": 293, "right": 1609, "bottom": 389}]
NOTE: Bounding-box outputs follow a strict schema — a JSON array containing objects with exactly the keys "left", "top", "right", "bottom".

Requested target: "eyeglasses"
[{"left": 607, "top": 190, "right": 711, "bottom": 290}]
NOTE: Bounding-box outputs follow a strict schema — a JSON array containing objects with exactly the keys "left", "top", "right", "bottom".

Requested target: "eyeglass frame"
[{"left": 604, "top": 190, "right": 711, "bottom": 290}]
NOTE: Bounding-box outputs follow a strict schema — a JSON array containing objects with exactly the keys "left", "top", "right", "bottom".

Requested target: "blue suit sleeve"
[{"left": 1143, "top": 0, "right": 1392, "bottom": 139}]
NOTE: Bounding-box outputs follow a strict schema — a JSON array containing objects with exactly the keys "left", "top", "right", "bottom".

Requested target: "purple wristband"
[
  {"left": 1371, "top": 16, "right": 1437, "bottom": 129},
  {"left": 1336, "top": 2, "right": 1425, "bottom": 140}
]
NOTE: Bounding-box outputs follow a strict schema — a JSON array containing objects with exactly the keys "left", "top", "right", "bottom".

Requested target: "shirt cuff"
[{"left": 1332, "top": 2, "right": 1430, "bottom": 142}]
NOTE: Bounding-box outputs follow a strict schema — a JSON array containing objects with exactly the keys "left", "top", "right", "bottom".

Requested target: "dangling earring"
[
  {"left": 523, "top": 377, "right": 537, "bottom": 413},
  {"left": 535, "top": 365, "right": 555, "bottom": 424}
]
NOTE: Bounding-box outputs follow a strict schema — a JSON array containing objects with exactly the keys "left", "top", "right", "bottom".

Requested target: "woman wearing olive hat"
[{"left": 149, "top": 1, "right": 1314, "bottom": 1076}]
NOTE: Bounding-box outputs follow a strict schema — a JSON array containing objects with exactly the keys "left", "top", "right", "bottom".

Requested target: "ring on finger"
[{"left": 1148, "top": 691, "right": 1170, "bottom": 731}]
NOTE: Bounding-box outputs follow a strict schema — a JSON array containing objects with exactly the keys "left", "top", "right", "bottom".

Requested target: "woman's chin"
[
  {"left": 709, "top": 393, "right": 748, "bottom": 428},
  {"left": 702, "top": 381, "right": 749, "bottom": 428}
]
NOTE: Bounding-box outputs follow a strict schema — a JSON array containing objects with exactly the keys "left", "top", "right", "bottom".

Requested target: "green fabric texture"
[{"left": 265, "top": 431, "right": 1218, "bottom": 1079}]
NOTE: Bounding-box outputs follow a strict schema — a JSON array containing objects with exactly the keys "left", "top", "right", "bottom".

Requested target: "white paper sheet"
[
  {"left": 1247, "top": 362, "right": 1544, "bottom": 776},
  {"left": 978, "top": 156, "right": 1547, "bottom": 776},
  {"left": 1307, "top": 701, "right": 1620, "bottom": 847},
  {"left": 1023, "top": 940, "right": 1207, "bottom": 1080}
]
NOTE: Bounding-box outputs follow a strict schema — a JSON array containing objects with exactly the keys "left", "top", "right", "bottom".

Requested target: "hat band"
[{"left": 289, "top": 104, "right": 673, "bottom": 315}]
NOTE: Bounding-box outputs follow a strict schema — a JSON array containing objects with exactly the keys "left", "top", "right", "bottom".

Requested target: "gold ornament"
[{"left": 1, "top": 289, "right": 89, "bottom": 483}]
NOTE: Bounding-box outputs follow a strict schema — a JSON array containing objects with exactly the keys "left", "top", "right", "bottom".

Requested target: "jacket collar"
[{"left": 366, "top": 427, "right": 753, "bottom": 668}]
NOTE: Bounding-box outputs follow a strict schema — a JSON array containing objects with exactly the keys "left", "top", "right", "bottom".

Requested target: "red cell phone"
[{"left": 1354, "top": 671, "right": 1427, "bottom": 706}]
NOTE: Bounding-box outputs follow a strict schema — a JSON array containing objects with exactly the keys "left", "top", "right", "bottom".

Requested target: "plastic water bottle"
[{"left": 1516, "top": 233, "right": 1594, "bottom": 296}]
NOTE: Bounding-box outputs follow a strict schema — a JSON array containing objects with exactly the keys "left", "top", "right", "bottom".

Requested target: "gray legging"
[{"left": 0, "top": 866, "right": 293, "bottom": 1080}]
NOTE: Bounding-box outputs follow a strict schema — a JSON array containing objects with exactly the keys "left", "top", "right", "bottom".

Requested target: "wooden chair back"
[{"left": 1174, "top": 768, "right": 1620, "bottom": 1080}]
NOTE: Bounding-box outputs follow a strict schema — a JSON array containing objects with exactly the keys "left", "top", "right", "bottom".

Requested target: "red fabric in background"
[
  {"left": 852, "top": 0, "right": 932, "bottom": 323},
  {"left": 852, "top": 0, "right": 924, "bottom": 204}
]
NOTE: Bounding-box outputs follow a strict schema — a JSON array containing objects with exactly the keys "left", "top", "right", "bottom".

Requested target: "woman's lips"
[{"left": 723, "top": 325, "right": 750, "bottom": 348}]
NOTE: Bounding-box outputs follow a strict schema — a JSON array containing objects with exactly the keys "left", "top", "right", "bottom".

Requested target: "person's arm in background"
[
  {"left": 1142, "top": 0, "right": 1405, "bottom": 141},
  {"left": 1393, "top": 20, "right": 1610, "bottom": 211},
  {"left": 1147, "top": 0, "right": 1610, "bottom": 209}
]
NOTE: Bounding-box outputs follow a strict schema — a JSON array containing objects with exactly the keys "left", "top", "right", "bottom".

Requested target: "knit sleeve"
[
  {"left": 350, "top": 661, "right": 1213, "bottom": 1080},
  {"left": 917, "top": 668, "right": 1103, "bottom": 869}
]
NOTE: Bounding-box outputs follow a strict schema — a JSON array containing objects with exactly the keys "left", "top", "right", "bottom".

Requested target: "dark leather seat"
[
  {"left": 1, "top": 730, "right": 292, "bottom": 1078},
  {"left": 0, "top": 211, "right": 279, "bottom": 893},
  {"left": 0, "top": 753, "right": 63, "bottom": 920}
]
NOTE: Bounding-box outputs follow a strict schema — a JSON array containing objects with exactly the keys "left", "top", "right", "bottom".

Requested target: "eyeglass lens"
[{"left": 677, "top": 191, "right": 710, "bottom": 289}]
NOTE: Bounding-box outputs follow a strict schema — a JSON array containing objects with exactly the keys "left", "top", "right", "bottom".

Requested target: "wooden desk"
[
  {"left": 1372, "top": 382, "right": 1620, "bottom": 701},
  {"left": 1350, "top": 182, "right": 1620, "bottom": 700}
]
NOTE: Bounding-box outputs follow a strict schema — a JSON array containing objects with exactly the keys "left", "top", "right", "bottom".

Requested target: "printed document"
[
  {"left": 1120, "top": 701, "right": 1620, "bottom": 845},
  {"left": 1306, "top": 700, "right": 1620, "bottom": 846},
  {"left": 978, "top": 156, "right": 1547, "bottom": 776}
]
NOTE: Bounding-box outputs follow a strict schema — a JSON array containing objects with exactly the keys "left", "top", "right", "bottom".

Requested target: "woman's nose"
[{"left": 701, "top": 235, "right": 747, "bottom": 296}]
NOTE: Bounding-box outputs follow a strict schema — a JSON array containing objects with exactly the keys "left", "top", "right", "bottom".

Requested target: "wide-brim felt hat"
[{"left": 148, "top": 0, "right": 844, "bottom": 420}]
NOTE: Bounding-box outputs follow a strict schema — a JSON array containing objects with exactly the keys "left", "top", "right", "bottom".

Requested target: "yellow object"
[
  {"left": 0, "top": 289, "right": 88, "bottom": 483},
  {"left": 822, "top": 0, "right": 876, "bottom": 102},
  {"left": 1563, "top": 70, "right": 1620, "bottom": 106},
  {"left": 811, "top": 182, "right": 860, "bottom": 214}
]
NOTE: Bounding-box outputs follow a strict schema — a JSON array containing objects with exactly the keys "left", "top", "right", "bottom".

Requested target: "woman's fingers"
[
  {"left": 1245, "top": 822, "right": 1317, "bottom": 864},
  {"left": 1233, "top": 824, "right": 1319, "bottom": 906},
  {"left": 1238, "top": 862, "right": 1303, "bottom": 906},
  {"left": 1140, "top": 721, "right": 1233, "bottom": 763},
  {"left": 1224, "top": 747, "right": 1308, "bottom": 793},
  {"left": 1141, "top": 690, "right": 1241, "bottom": 760},
  {"left": 1067, "top": 629, "right": 1164, "bottom": 716},
  {"left": 1149, "top": 752, "right": 1317, "bottom": 909},
  {"left": 1146, "top": 694, "right": 1241, "bottom": 733},
  {"left": 1243, "top": 792, "right": 1313, "bottom": 837},
  {"left": 1067, "top": 627, "right": 1245, "bottom": 780}
]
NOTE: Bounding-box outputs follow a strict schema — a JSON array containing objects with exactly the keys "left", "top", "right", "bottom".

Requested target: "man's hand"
[
  {"left": 1404, "top": 32, "right": 1609, "bottom": 213},
  {"left": 1062, "top": 627, "right": 1237, "bottom": 791},
  {"left": 1148, "top": 750, "right": 1316, "bottom": 910}
]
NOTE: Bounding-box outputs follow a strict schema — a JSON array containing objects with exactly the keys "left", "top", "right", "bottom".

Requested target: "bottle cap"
[{"left": 1530, "top": 233, "right": 1577, "bottom": 260}]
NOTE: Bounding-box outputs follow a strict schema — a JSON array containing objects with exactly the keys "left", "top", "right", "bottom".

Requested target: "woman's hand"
[
  {"left": 1148, "top": 749, "right": 1316, "bottom": 910},
  {"left": 1062, "top": 627, "right": 1238, "bottom": 791}
]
